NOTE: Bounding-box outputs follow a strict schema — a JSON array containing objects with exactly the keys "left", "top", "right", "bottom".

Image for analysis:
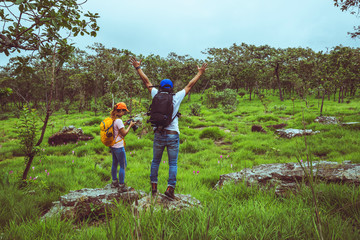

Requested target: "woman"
[{"left": 109, "top": 102, "right": 136, "bottom": 189}]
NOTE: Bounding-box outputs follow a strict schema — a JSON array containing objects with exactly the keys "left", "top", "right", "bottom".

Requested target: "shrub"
[
  {"left": 255, "top": 114, "right": 279, "bottom": 122},
  {"left": 203, "top": 87, "right": 239, "bottom": 113},
  {"left": 238, "top": 90, "right": 246, "bottom": 98},
  {"left": 203, "top": 86, "right": 219, "bottom": 108},
  {"left": 219, "top": 88, "right": 238, "bottom": 113},
  {"left": 83, "top": 117, "right": 103, "bottom": 126},
  {"left": 199, "top": 127, "right": 225, "bottom": 140},
  {"left": 189, "top": 103, "right": 201, "bottom": 116}
]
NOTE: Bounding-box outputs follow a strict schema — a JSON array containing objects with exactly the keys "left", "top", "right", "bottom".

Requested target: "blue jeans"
[
  {"left": 110, "top": 147, "right": 127, "bottom": 184},
  {"left": 150, "top": 133, "right": 180, "bottom": 188}
]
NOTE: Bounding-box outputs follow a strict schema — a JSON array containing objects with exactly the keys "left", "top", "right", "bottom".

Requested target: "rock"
[
  {"left": 48, "top": 126, "right": 93, "bottom": 145},
  {"left": 341, "top": 122, "right": 360, "bottom": 130},
  {"left": 42, "top": 184, "right": 146, "bottom": 221},
  {"left": 59, "top": 184, "right": 143, "bottom": 207},
  {"left": 275, "top": 128, "right": 320, "bottom": 139},
  {"left": 251, "top": 125, "right": 267, "bottom": 133},
  {"left": 214, "top": 161, "right": 360, "bottom": 196},
  {"left": 134, "top": 193, "right": 201, "bottom": 212},
  {"left": 266, "top": 123, "right": 288, "bottom": 130},
  {"left": 314, "top": 116, "right": 339, "bottom": 125},
  {"left": 42, "top": 184, "right": 201, "bottom": 222}
]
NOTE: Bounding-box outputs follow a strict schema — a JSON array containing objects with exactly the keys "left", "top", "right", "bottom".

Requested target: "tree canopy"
[
  {"left": 0, "top": 0, "right": 99, "bottom": 55},
  {"left": 333, "top": 0, "right": 360, "bottom": 38}
]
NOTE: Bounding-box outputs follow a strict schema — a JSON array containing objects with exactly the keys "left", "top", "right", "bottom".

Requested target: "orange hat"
[{"left": 115, "top": 102, "right": 129, "bottom": 112}]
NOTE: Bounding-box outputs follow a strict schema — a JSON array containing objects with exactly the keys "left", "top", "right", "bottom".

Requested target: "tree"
[
  {"left": 0, "top": 0, "right": 99, "bottom": 182},
  {"left": 0, "top": 0, "right": 99, "bottom": 55},
  {"left": 333, "top": 0, "right": 360, "bottom": 38}
]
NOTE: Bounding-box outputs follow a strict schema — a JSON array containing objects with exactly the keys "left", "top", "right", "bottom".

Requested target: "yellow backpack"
[{"left": 100, "top": 117, "right": 125, "bottom": 147}]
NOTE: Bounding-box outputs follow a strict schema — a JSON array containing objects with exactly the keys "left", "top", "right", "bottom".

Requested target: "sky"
[{"left": 1, "top": 0, "right": 359, "bottom": 65}]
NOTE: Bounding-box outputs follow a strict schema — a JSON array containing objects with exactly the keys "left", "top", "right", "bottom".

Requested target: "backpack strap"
[{"left": 113, "top": 119, "right": 126, "bottom": 147}]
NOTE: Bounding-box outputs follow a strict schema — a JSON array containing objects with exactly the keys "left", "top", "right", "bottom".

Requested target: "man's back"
[{"left": 151, "top": 88, "right": 186, "bottom": 134}]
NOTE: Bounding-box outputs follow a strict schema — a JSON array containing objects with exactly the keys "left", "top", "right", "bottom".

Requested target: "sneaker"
[
  {"left": 111, "top": 180, "right": 119, "bottom": 188},
  {"left": 151, "top": 183, "right": 157, "bottom": 195},
  {"left": 164, "top": 186, "right": 175, "bottom": 199}
]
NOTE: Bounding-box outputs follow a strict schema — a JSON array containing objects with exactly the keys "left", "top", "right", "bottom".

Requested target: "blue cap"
[{"left": 160, "top": 79, "right": 173, "bottom": 89}]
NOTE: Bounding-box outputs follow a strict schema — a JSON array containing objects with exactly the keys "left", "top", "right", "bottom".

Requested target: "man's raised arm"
[
  {"left": 129, "top": 57, "right": 153, "bottom": 94},
  {"left": 184, "top": 63, "right": 208, "bottom": 96}
]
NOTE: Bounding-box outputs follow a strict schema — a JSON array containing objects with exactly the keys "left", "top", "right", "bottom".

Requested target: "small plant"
[
  {"left": 273, "top": 105, "right": 286, "bottom": 111},
  {"left": 258, "top": 94, "right": 271, "bottom": 113},
  {"left": 291, "top": 97, "right": 296, "bottom": 115},
  {"left": 296, "top": 111, "right": 324, "bottom": 240},
  {"left": 16, "top": 106, "right": 40, "bottom": 182},
  {"left": 189, "top": 103, "right": 201, "bottom": 116}
]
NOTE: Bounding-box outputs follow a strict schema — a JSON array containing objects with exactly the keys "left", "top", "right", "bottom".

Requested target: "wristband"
[{"left": 135, "top": 66, "right": 141, "bottom": 70}]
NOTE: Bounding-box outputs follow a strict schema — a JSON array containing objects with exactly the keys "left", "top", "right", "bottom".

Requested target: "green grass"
[{"left": 0, "top": 93, "right": 360, "bottom": 239}]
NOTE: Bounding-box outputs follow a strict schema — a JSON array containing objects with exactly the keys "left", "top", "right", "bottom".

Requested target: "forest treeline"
[{"left": 0, "top": 42, "right": 359, "bottom": 114}]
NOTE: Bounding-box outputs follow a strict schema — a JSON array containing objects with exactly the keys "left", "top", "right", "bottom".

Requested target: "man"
[{"left": 129, "top": 56, "right": 208, "bottom": 199}]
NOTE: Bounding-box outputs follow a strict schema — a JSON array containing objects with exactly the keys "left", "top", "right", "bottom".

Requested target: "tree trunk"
[
  {"left": 22, "top": 45, "right": 56, "bottom": 181},
  {"left": 200, "top": 80, "right": 210, "bottom": 95},
  {"left": 320, "top": 90, "right": 326, "bottom": 116},
  {"left": 22, "top": 154, "right": 35, "bottom": 181},
  {"left": 274, "top": 63, "right": 283, "bottom": 101}
]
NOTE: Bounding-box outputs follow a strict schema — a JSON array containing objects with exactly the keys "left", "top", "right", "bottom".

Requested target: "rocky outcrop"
[
  {"left": 42, "top": 184, "right": 145, "bottom": 222},
  {"left": 314, "top": 116, "right": 360, "bottom": 129},
  {"left": 266, "top": 123, "right": 287, "bottom": 130},
  {"left": 214, "top": 161, "right": 360, "bottom": 195},
  {"left": 42, "top": 184, "right": 201, "bottom": 222},
  {"left": 275, "top": 128, "right": 320, "bottom": 139},
  {"left": 251, "top": 125, "right": 267, "bottom": 133},
  {"left": 314, "top": 116, "right": 339, "bottom": 125},
  {"left": 48, "top": 125, "right": 94, "bottom": 145},
  {"left": 341, "top": 122, "right": 360, "bottom": 130},
  {"left": 135, "top": 193, "right": 201, "bottom": 212}
]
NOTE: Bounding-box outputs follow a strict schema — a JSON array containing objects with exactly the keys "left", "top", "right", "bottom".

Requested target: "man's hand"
[
  {"left": 184, "top": 62, "right": 208, "bottom": 96},
  {"left": 197, "top": 63, "right": 208, "bottom": 74},
  {"left": 129, "top": 57, "right": 142, "bottom": 69}
]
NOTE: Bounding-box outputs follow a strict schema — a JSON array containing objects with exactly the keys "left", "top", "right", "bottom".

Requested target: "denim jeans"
[
  {"left": 110, "top": 147, "right": 127, "bottom": 184},
  {"left": 150, "top": 133, "right": 180, "bottom": 188}
]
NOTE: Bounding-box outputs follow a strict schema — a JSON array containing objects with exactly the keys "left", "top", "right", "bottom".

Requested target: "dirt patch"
[
  {"left": 214, "top": 140, "right": 232, "bottom": 146},
  {"left": 279, "top": 117, "right": 292, "bottom": 121}
]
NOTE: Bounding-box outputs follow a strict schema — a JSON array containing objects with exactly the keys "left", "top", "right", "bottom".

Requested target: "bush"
[
  {"left": 203, "top": 87, "right": 238, "bottom": 113},
  {"left": 219, "top": 88, "right": 238, "bottom": 113},
  {"left": 189, "top": 103, "right": 201, "bottom": 116},
  {"left": 203, "top": 86, "right": 219, "bottom": 108},
  {"left": 238, "top": 90, "right": 246, "bottom": 98},
  {"left": 83, "top": 117, "right": 103, "bottom": 126},
  {"left": 255, "top": 114, "right": 279, "bottom": 122},
  {"left": 199, "top": 127, "right": 225, "bottom": 140}
]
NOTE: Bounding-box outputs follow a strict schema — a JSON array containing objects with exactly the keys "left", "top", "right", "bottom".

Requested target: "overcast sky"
[{"left": 1, "top": 0, "right": 359, "bottom": 65}]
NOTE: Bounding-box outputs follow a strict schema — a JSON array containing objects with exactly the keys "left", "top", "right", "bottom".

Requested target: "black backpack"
[{"left": 147, "top": 89, "right": 179, "bottom": 130}]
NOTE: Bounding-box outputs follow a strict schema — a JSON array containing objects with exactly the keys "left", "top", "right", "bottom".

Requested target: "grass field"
[{"left": 1, "top": 93, "right": 359, "bottom": 239}]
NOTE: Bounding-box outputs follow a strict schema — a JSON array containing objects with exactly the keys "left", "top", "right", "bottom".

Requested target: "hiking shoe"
[
  {"left": 119, "top": 183, "right": 127, "bottom": 192},
  {"left": 111, "top": 180, "right": 119, "bottom": 188},
  {"left": 164, "top": 186, "right": 175, "bottom": 199},
  {"left": 151, "top": 183, "right": 158, "bottom": 195}
]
